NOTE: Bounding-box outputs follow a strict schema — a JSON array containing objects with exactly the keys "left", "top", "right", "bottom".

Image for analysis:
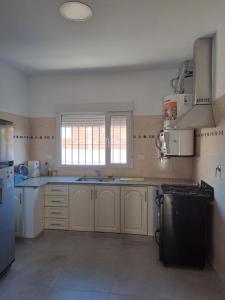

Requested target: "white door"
[
  {"left": 121, "top": 187, "right": 147, "bottom": 235},
  {"left": 69, "top": 185, "right": 94, "bottom": 231},
  {"left": 95, "top": 186, "right": 120, "bottom": 233}
]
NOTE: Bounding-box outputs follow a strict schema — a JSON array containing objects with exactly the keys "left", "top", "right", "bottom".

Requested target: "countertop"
[{"left": 15, "top": 176, "right": 194, "bottom": 188}]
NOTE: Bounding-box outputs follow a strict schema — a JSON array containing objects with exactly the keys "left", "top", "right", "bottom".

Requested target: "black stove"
[
  {"left": 155, "top": 180, "right": 214, "bottom": 269},
  {"left": 161, "top": 181, "right": 214, "bottom": 198}
]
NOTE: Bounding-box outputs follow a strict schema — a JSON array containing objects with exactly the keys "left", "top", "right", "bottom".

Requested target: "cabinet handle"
[
  {"left": 91, "top": 190, "right": 93, "bottom": 200},
  {"left": 145, "top": 191, "right": 147, "bottom": 203},
  {"left": 19, "top": 193, "right": 22, "bottom": 205},
  {"left": 51, "top": 212, "right": 62, "bottom": 215},
  {"left": 50, "top": 189, "right": 62, "bottom": 192}
]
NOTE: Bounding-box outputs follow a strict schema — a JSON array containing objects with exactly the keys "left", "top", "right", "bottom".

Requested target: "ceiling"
[{"left": 0, "top": 0, "right": 222, "bottom": 74}]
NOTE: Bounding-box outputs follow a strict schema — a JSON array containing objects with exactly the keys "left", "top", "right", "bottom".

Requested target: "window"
[
  {"left": 110, "top": 115, "right": 127, "bottom": 164},
  {"left": 58, "top": 112, "right": 132, "bottom": 166}
]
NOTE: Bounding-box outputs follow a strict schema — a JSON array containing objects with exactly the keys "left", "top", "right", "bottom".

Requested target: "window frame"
[{"left": 56, "top": 111, "right": 133, "bottom": 168}]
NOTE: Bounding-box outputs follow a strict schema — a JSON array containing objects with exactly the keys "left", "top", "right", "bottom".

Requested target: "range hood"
[{"left": 168, "top": 37, "right": 215, "bottom": 129}]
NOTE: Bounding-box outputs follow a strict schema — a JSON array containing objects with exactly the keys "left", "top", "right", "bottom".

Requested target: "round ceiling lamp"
[{"left": 59, "top": 1, "right": 93, "bottom": 21}]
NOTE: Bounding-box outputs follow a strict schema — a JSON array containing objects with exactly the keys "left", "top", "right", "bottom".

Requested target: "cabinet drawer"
[
  {"left": 45, "top": 195, "right": 68, "bottom": 207},
  {"left": 45, "top": 207, "right": 68, "bottom": 219},
  {"left": 45, "top": 185, "right": 68, "bottom": 196},
  {"left": 45, "top": 218, "right": 68, "bottom": 230}
]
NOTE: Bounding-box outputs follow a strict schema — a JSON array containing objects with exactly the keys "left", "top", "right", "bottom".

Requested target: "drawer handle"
[
  {"left": 50, "top": 189, "right": 63, "bottom": 192},
  {"left": 51, "top": 223, "right": 62, "bottom": 226},
  {"left": 51, "top": 212, "right": 62, "bottom": 215},
  {"left": 51, "top": 200, "right": 62, "bottom": 203}
]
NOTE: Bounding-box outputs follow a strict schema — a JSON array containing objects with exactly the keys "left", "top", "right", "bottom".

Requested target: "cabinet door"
[
  {"left": 69, "top": 185, "right": 94, "bottom": 231},
  {"left": 95, "top": 186, "right": 120, "bottom": 233},
  {"left": 121, "top": 187, "right": 147, "bottom": 235},
  {"left": 23, "top": 187, "right": 44, "bottom": 238},
  {"left": 14, "top": 188, "right": 24, "bottom": 237}
]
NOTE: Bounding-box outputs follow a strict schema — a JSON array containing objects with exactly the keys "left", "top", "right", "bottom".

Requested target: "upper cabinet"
[
  {"left": 94, "top": 186, "right": 120, "bottom": 233},
  {"left": 69, "top": 185, "right": 94, "bottom": 231},
  {"left": 121, "top": 186, "right": 147, "bottom": 235}
]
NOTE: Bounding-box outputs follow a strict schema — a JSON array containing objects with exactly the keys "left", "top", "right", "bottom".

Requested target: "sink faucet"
[{"left": 96, "top": 170, "right": 101, "bottom": 177}]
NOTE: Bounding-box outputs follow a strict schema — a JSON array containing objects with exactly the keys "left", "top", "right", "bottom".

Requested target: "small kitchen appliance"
[
  {"left": 155, "top": 181, "right": 214, "bottom": 269},
  {"left": 156, "top": 128, "right": 194, "bottom": 157},
  {"left": 28, "top": 160, "right": 40, "bottom": 178}
]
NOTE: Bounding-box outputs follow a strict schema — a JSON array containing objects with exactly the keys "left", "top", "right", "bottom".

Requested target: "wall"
[
  {"left": 0, "top": 61, "right": 30, "bottom": 164},
  {"left": 194, "top": 95, "right": 225, "bottom": 284},
  {"left": 29, "top": 115, "right": 193, "bottom": 179},
  {"left": 214, "top": 1, "right": 225, "bottom": 98},
  {"left": 193, "top": 3, "right": 225, "bottom": 281},
  {"left": 27, "top": 69, "right": 193, "bottom": 179},
  {"left": 0, "top": 61, "right": 29, "bottom": 116},
  {"left": 28, "top": 69, "right": 177, "bottom": 117}
]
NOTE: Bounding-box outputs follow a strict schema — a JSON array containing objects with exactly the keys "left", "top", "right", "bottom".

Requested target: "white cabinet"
[
  {"left": 45, "top": 184, "right": 69, "bottom": 230},
  {"left": 121, "top": 186, "right": 147, "bottom": 235},
  {"left": 69, "top": 185, "right": 94, "bottom": 231},
  {"left": 95, "top": 186, "right": 120, "bottom": 233},
  {"left": 14, "top": 187, "right": 44, "bottom": 238},
  {"left": 14, "top": 188, "right": 24, "bottom": 237},
  {"left": 23, "top": 187, "right": 44, "bottom": 238}
]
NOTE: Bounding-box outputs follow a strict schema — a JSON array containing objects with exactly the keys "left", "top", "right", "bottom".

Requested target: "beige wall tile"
[{"left": 28, "top": 115, "right": 193, "bottom": 180}]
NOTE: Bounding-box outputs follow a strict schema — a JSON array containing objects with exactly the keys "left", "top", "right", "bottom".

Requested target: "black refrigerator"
[{"left": 0, "top": 119, "right": 15, "bottom": 276}]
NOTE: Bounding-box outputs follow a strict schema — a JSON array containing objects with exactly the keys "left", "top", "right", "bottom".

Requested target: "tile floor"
[{"left": 0, "top": 231, "right": 225, "bottom": 300}]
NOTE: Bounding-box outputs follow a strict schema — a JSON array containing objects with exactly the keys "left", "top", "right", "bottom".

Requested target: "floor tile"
[{"left": 0, "top": 231, "right": 224, "bottom": 300}]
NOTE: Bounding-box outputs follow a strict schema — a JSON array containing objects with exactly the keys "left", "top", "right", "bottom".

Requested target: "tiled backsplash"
[
  {"left": 28, "top": 115, "right": 193, "bottom": 179},
  {"left": 194, "top": 94, "right": 225, "bottom": 284}
]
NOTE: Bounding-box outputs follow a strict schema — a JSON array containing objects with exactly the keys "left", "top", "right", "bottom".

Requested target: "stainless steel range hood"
[{"left": 172, "top": 37, "right": 215, "bottom": 129}]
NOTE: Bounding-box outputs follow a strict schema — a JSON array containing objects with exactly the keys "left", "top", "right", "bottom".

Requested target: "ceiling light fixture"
[{"left": 59, "top": 1, "right": 93, "bottom": 21}]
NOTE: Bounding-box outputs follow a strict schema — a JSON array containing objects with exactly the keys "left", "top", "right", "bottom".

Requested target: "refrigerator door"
[
  {"left": 0, "top": 166, "right": 15, "bottom": 275},
  {"left": 0, "top": 120, "right": 13, "bottom": 166}
]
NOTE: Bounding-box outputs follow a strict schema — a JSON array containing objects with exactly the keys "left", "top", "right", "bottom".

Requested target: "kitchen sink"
[{"left": 77, "top": 177, "right": 115, "bottom": 183}]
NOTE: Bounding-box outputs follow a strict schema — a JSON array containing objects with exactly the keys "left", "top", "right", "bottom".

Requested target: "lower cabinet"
[
  {"left": 69, "top": 185, "right": 94, "bottom": 231},
  {"left": 121, "top": 186, "right": 148, "bottom": 235},
  {"left": 14, "top": 187, "right": 44, "bottom": 238},
  {"left": 94, "top": 186, "right": 120, "bottom": 233},
  {"left": 45, "top": 184, "right": 69, "bottom": 230},
  {"left": 16, "top": 183, "right": 150, "bottom": 237},
  {"left": 14, "top": 188, "right": 24, "bottom": 237}
]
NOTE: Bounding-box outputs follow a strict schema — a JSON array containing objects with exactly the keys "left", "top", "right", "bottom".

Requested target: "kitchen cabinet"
[
  {"left": 69, "top": 185, "right": 94, "bottom": 231},
  {"left": 45, "top": 184, "right": 69, "bottom": 230},
  {"left": 14, "top": 188, "right": 24, "bottom": 237},
  {"left": 94, "top": 185, "right": 120, "bottom": 233},
  {"left": 14, "top": 187, "right": 44, "bottom": 238},
  {"left": 23, "top": 187, "right": 44, "bottom": 238},
  {"left": 121, "top": 186, "right": 147, "bottom": 235}
]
